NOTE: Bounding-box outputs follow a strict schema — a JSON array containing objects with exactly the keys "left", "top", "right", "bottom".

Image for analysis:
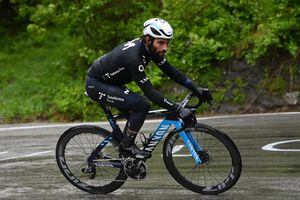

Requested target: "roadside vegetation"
[{"left": 0, "top": 0, "right": 299, "bottom": 123}]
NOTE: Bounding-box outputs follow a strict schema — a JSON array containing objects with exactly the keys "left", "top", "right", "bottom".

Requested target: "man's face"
[{"left": 149, "top": 38, "right": 170, "bottom": 57}]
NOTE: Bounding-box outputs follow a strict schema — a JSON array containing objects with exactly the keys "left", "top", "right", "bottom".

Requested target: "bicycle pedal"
[
  {"left": 82, "top": 166, "right": 96, "bottom": 176},
  {"left": 82, "top": 166, "right": 92, "bottom": 173}
]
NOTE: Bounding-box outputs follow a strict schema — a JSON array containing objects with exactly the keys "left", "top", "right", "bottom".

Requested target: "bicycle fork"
[
  {"left": 174, "top": 123, "right": 203, "bottom": 165},
  {"left": 179, "top": 131, "right": 203, "bottom": 164}
]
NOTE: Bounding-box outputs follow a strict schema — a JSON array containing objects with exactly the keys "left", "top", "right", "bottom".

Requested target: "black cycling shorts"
[{"left": 85, "top": 76, "right": 150, "bottom": 132}]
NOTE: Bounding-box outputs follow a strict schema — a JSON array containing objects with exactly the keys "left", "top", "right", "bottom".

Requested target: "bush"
[{"left": 1, "top": 0, "right": 300, "bottom": 122}]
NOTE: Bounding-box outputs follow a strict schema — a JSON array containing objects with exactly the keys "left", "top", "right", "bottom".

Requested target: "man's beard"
[{"left": 150, "top": 46, "right": 166, "bottom": 58}]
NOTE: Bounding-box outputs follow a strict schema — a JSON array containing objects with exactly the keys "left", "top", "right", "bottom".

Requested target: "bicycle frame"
[
  {"left": 57, "top": 92, "right": 242, "bottom": 195},
  {"left": 89, "top": 104, "right": 203, "bottom": 166},
  {"left": 142, "top": 118, "right": 202, "bottom": 164}
]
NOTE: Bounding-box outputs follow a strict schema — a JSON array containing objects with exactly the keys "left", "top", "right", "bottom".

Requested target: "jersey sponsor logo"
[
  {"left": 107, "top": 95, "right": 124, "bottom": 102},
  {"left": 124, "top": 89, "right": 130, "bottom": 95},
  {"left": 122, "top": 38, "right": 139, "bottom": 50},
  {"left": 142, "top": 55, "right": 147, "bottom": 64},
  {"left": 98, "top": 92, "right": 106, "bottom": 100},
  {"left": 138, "top": 65, "right": 145, "bottom": 72},
  {"left": 140, "top": 77, "right": 149, "bottom": 84},
  {"left": 104, "top": 67, "right": 125, "bottom": 79},
  {"left": 98, "top": 92, "right": 125, "bottom": 103},
  {"left": 157, "top": 58, "right": 166, "bottom": 66}
]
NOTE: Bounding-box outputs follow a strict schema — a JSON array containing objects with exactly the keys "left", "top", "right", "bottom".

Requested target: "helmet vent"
[
  {"left": 150, "top": 27, "right": 161, "bottom": 36},
  {"left": 143, "top": 18, "right": 173, "bottom": 39}
]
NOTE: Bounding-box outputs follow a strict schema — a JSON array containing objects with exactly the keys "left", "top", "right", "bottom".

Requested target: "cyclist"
[{"left": 85, "top": 18, "right": 212, "bottom": 158}]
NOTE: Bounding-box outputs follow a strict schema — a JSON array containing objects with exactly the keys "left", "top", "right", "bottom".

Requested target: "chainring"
[{"left": 123, "top": 158, "right": 148, "bottom": 180}]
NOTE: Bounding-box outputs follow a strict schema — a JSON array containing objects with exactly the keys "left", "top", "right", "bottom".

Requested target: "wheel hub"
[{"left": 198, "top": 149, "right": 210, "bottom": 163}]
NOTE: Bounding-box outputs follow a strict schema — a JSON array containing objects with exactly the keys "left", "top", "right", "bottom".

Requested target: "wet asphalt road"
[{"left": 0, "top": 112, "right": 300, "bottom": 200}]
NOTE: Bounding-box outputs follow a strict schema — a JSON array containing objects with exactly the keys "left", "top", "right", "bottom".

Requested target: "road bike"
[{"left": 56, "top": 93, "right": 242, "bottom": 195}]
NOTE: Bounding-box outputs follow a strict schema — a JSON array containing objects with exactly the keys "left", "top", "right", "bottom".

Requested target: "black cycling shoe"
[{"left": 119, "top": 144, "right": 151, "bottom": 159}]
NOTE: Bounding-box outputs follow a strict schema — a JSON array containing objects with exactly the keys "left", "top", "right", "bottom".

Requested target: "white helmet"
[{"left": 143, "top": 18, "right": 173, "bottom": 39}]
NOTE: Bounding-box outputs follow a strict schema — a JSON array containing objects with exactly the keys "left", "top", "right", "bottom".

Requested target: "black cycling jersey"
[{"left": 88, "top": 38, "right": 197, "bottom": 111}]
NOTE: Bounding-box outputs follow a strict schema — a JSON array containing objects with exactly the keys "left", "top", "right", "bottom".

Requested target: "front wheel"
[
  {"left": 56, "top": 125, "right": 127, "bottom": 194},
  {"left": 163, "top": 123, "right": 242, "bottom": 195}
]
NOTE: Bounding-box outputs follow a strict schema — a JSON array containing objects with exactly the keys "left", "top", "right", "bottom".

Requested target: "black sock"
[{"left": 120, "top": 129, "right": 137, "bottom": 148}]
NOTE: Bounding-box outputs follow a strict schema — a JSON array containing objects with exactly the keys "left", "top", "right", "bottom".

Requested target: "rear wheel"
[
  {"left": 163, "top": 123, "right": 242, "bottom": 195},
  {"left": 56, "top": 125, "right": 127, "bottom": 194}
]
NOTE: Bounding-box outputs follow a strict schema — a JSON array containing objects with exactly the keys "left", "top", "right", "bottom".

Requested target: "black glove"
[
  {"left": 194, "top": 87, "right": 213, "bottom": 105},
  {"left": 177, "top": 106, "right": 196, "bottom": 125}
]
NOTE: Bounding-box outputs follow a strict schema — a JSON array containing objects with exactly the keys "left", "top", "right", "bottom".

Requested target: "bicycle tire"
[
  {"left": 163, "top": 123, "right": 242, "bottom": 195},
  {"left": 56, "top": 125, "right": 127, "bottom": 194}
]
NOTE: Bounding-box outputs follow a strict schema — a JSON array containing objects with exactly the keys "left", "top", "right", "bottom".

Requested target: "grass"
[{"left": 0, "top": 29, "right": 88, "bottom": 123}]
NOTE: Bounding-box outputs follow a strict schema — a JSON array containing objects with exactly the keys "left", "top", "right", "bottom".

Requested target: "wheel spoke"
[
  {"left": 164, "top": 125, "right": 241, "bottom": 194},
  {"left": 56, "top": 127, "right": 126, "bottom": 193}
]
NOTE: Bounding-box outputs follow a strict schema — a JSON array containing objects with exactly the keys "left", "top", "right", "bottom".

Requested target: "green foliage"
[
  {"left": 232, "top": 77, "right": 247, "bottom": 105},
  {"left": 163, "top": 0, "right": 241, "bottom": 73},
  {"left": 212, "top": 77, "right": 247, "bottom": 106},
  {"left": 26, "top": 24, "right": 46, "bottom": 41},
  {"left": 1, "top": 0, "right": 300, "bottom": 122},
  {"left": 52, "top": 80, "right": 101, "bottom": 122},
  {"left": 163, "top": 0, "right": 300, "bottom": 67},
  {"left": 0, "top": 29, "right": 101, "bottom": 123},
  {"left": 244, "top": 0, "right": 300, "bottom": 62},
  {"left": 213, "top": 87, "right": 228, "bottom": 105},
  {"left": 0, "top": 33, "right": 57, "bottom": 122},
  {"left": 21, "top": 0, "right": 162, "bottom": 64},
  {"left": 3, "top": 0, "right": 300, "bottom": 67},
  {"left": 260, "top": 74, "right": 287, "bottom": 95}
]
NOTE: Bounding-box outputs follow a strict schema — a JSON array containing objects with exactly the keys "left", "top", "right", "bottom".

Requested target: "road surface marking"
[
  {"left": 262, "top": 139, "right": 300, "bottom": 152},
  {"left": 172, "top": 145, "right": 185, "bottom": 154},
  {"left": 0, "top": 151, "right": 52, "bottom": 162},
  {"left": 160, "top": 145, "right": 191, "bottom": 157},
  {"left": 172, "top": 154, "right": 192, "bottom": 157},
  {"left": 0, "top": 151, "right": 8, "bottom": 155},
  {"left": 0, "top": 112, "right": 299, "bottom": 132}
]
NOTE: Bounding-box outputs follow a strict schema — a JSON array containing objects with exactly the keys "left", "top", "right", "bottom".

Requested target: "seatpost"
[{"left": 99, "top": 103, "right": 120, "bottom": 132}]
